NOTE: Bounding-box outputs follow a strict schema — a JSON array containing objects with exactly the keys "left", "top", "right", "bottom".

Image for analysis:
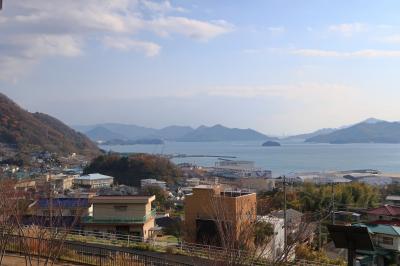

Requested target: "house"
[
  {"left": 82, "top": 195, "right": 156, "bottom": 239},
  {"left": 184, "top": 185, "right": 257, "bottom": 246},
  {"left": 258, "top": 215, "right": 284, "bottom": 260},
  {"left": 73, "top": 173, "right": 114, "bottom": 189},
  {"left": 351, "top": 223, "right": 400, "bottom": 265},
  {"left": 270, "top": 208, "right": 303, "bottom": 229},
  {"left": 140, "top": 179, "right": 167, "bottom": 190},
  {"left": 333, "top": 211, "right": 361, "bottom": 226},
  {"left": 386, "top": 195, "right": 400, "bottom": 206},
  {"left": 366, "top": 205, "right": 400, "bottom": 222},
  {"left": 34, "top": 198, "right": 92, "bottom": 217}
]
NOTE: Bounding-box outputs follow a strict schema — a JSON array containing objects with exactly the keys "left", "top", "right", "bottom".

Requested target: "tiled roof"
[{"left": 366, "top": 205, "right": 400, "bottom": 216}]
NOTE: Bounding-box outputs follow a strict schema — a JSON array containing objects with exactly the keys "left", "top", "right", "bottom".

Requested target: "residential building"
[
  {"left": 366, "top": 205, "right": 400, "bottom": 222},
  {"left": 352, "top": 223, "right": 400, "bottom": 265},
  {"left": 258, "top": 215, "right": 284, "bottom": 260},
  {"left": 82, "top": 195, "right": 156, "bottom": 239},
  {"left": 140, "top": 179, "right": 167, "bottom": 190},
  {"left": 333, "top": 211, "right": 361, "bottom": 226},
  {"left": 73, "top": 173, "right": 114, "bottom": 189},
  {"left": 184, "top": 185, "right": 257, "bottom": 246},
  {"left": 239, "top": 177, "right": 275, "bottom": 192},
  {"left": 33, "top": 198, "right": 92, "bottom": 217},
  {"left": 386, "top": 195, "right": 400, "bottom": 206}
]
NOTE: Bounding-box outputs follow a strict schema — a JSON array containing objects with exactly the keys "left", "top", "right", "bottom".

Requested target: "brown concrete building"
[
  {"left": 82, "top": 195, "right": 155, "bottom": 239},
  {"left": 184, "top": 185, "right": 257, "bottom": 246}
]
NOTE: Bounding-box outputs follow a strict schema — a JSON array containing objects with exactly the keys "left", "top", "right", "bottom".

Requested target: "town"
[{"left": 1, "top": 149, "right": 400, "bottom": 265}]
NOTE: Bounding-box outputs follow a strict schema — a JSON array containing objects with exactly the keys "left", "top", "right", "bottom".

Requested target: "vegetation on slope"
[
  {"left": 84, "top": 153, "right": 181, "bottom": 186},
  {"left": 0, "top": 93, "right": 100, "bottom": 159}
]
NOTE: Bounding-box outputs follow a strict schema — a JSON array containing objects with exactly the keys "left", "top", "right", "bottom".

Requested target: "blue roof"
[
  {"left": 76, "top": 173, "right": 114, "bottom": 180},
  {"left": 353, "top": 223, "right": 400, "bottom": 236},
  {"left": 38, "top": 198, "right": 90, "bottom": 208}
]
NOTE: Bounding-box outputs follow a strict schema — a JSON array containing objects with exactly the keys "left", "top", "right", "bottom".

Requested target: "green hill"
[{"left": 0, "top": 93, "right": 100, "bottom": 160}]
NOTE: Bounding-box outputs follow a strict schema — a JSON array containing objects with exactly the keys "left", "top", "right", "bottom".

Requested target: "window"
[
  {"left": 114, "top": 205, "right": 128, "bottom": 211},
  {"left": 382, "top": 236, "right": 393, "bottom": 245}
]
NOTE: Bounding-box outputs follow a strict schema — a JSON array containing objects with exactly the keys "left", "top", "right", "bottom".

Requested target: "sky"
[{"left": 2, "top": 0, "right": 400, "bottom": 136}]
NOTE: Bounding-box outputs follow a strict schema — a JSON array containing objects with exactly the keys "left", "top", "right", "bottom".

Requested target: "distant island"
[
  {"left": 305, "top": 118, "right": 400, "bottom": 144},
  {"left": 102, "top": 138, "right": 164, "bottom": 145},
  {"left": 75, "top": 123, "right": 276, "bottom": 142},
  {"left": 73, "top": 117, "right": 400, "bottom": 145},
  {"left": 262, "top": 141, "right": 281, "bottom": 147}
]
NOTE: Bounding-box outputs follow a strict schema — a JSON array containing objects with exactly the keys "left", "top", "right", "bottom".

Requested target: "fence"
[
  {"left": 3, "top": 234, "right": 193, "bottom": 266},
  {"left": 13, "top": 226, "right": 341, "bottom": 266}
]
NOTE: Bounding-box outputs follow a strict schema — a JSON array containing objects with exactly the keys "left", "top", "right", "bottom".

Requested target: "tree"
[{"left": 84, "top": 154, "right": 181, "bottom": 186}]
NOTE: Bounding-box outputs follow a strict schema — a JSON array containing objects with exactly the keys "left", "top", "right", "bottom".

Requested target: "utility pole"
[
  {"left": 283, "top": 175, "right": 287, "bottom": 252},
  {"left": 331, "top": 182, "right": 335, "bottom": 225},
  {"left": 0, "top": 0, "right": 3, "bottom": 10}
]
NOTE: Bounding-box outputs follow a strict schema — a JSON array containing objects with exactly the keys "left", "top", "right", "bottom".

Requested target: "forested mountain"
[{"left": 0, "top": 93, "right": 100, "bottom": 158}]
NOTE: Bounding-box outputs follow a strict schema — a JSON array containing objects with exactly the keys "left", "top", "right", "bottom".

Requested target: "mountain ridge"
[
  {"left": 0, "top": 93, "right": 100, "bottom": 160},
  {"left": 75, "top": 123, "right": 275, "bottom": 142},
  {"left": 306, "top": 119, "right": 400, "bottom": 144}
]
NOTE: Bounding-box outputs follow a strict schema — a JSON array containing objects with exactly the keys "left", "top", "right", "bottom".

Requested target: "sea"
[{"left": 99, "top": 141, "right": 400, "bottom": 177}]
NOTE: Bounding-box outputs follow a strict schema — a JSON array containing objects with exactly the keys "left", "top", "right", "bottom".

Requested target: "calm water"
[{"left": 100, "top": 141, "right": 400, "bottom": 176}]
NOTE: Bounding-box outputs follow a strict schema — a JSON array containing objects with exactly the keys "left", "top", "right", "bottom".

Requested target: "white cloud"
[
  {"left": 268, "top": 26, "right": 285, "bottom": 34},
  {"left": 207, "top": 83, "right": 357, "bottom": 101},
  {"left": 149, "top": 17, "right": 233, "bottom": 41},
  {"left": 0, "top": 0, "right": 233, "bottom": 81},
  {"left": 292, "top": 49, "right": 400, "bottom": 58},
  {"left": 380, "top": 35, "right": 400, "bottom": 44},
  {"left": 103, "top": 36, "right": 161, "bottom": 57},
  {"left": 140, "top": 0, "right": 186, "bottom": 13},
  {"left": 328, "top": 23, "right": 367, "bottom": 36}
]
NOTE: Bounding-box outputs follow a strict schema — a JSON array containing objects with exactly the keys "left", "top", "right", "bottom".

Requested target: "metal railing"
[
  {"left": 3, "top": 234, "right": 192, "bottom": 266},
  {"left": 18, "top": 226, "right": 341, "bottom": 266},
  {"left": 82, "top": 209, "right": 156, "bottom": 224}
]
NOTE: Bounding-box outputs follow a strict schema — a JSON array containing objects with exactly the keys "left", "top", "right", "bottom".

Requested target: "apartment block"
[{"left": 184, "top": 185, "right": 256, "bottom": 246}]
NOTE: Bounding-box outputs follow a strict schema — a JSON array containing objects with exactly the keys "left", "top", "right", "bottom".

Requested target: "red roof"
[
  {"left": 370, "top": 220, "right": 400, "bottom": 226},
  {"left": 366, "top": 205, "right": 400, "bottom": 217}
]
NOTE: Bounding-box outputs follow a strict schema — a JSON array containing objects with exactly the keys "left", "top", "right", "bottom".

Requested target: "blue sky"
[{"left": 1, "top": 0, "right": 400, "bottom": 135}]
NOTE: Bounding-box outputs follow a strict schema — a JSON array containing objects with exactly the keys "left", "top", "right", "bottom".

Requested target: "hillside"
[
  {"left": 0, "top": 93, "right": 100, "bottom": 159},
  {"left": 306, "top": 120, "right": 400, "bottom": 144},
  {"left": 176, "top": 124, "right": 274, "bottom": 142}
]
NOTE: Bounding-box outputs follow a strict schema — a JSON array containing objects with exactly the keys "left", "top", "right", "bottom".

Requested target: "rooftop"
[
  {"left": 37, "top": 198, "right": 90, "bottom": 208},
  {"left": 75, "top": 173, "right": 114, "bottom": 180},
  {"left": 366, "top": 205, "right": 400, "bottom": 217},
  {"left": 354, "top": 223, "right": 400, "bottom": 236}
]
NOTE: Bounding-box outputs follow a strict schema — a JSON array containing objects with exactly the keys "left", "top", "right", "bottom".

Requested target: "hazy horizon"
[{"left": 2, "top": 1, "right": 400, "bottom": 135}]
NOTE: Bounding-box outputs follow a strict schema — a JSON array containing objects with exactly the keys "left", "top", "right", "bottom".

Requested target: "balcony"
[{"left": 82, "top": 209, "right": 156, "bottom": 224}]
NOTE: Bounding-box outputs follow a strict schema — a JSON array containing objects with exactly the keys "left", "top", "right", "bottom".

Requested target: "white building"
[
  {"left": 140, "top": 179, "right": 167, "bottom": 190},
  {"left": 258, "top": 215, "right": 285, "bottom": 261},
  {"left": 73, "top": 173, "right": 114, "bottom": 189}
]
